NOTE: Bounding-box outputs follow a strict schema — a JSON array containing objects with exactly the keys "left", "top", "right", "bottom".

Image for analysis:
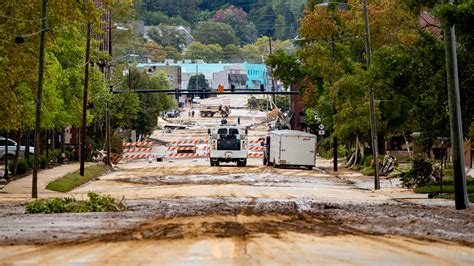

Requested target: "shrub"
[
  {"left": 400, "top": 157, "right": 435, "bottom": 188},
  {"left": 111, "top": 131, "right": 123, "bottom": 154},
  {"left": 8, "top": 159, "right": 29, "bottom": 175},
  {"left": 25, "top": 192, "right": 126, "bottom": 214},
  {"left": 65, "top": 150, "right": 74, "bottom": 162},
  {"left": 359, "top": 155, "right": 373, "bottom": 167},
  {"left": 317, "top": 137, "right": 332, "bottom": 159},
  {"left": 39, "top": 154, "right": 48, "bottom": 169}
]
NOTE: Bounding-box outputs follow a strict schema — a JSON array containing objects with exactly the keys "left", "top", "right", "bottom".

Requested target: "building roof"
[{"left": 137, "top": 62, "right": 266, "bottom": 74}]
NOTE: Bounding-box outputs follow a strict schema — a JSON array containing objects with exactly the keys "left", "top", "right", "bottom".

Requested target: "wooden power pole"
[
  {"left": 80, "top": 23, "right": 91, "bottom": 176},
  {"left": 32, "top": 0, "right": 47, "bottom": 198}
]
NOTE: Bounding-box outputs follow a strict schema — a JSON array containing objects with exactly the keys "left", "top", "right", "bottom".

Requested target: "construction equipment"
[{"left": 199, "top": 104, "right": 231, "bottom": 118}]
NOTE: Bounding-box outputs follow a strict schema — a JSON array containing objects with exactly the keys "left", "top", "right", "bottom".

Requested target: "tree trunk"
[
  {"left": 12, "top": 130, "right": 22, "bottom": 176},
  {"left": 51, "top": 129, "right": 56, "bottom": 163}
]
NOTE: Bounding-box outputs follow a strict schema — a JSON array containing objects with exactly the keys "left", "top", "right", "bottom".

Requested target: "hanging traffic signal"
[
  {"left": 231, "top": 84, "right": 235, "bottom": 92},
  {"left": 260, "top": 84, "right": 265, "bottom": 92},
  {"left": 175, "top": 88, "right": 180, "bottom": 100}
]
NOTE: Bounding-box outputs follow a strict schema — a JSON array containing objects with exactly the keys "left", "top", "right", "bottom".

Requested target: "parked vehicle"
[
  {"left": 192, "top": 96, "right": 201, "bottom": 104},
  {"left": 208, "top": 126, "right": 248, "bottom": 166},
  {"left": 165, "top": 109, "right": 180, "bottom": 118},
  {"left": 0, "top": 137, "right": 35, "bottom": 159},
  {"left": 263, "top": 130, "right": 316, "bottom": 169},
  {"left": 199, "top": 104, "right": 231, "bottom": 118}
]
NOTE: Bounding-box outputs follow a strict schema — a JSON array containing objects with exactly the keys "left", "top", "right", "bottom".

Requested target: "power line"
[{"left": 0, "top": 12, "right": 43, "bottom": 22}]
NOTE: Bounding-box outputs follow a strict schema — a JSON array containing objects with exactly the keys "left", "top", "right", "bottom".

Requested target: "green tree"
[
  {"left": 187, "top": 74, "right": 209, "bottom": 98},
  {"left": 193, "top": 21, "right": 239, "bottom": 47},
  {"left": 185, "top": 42, "right": 223, "bottom": 62},
  {"left": 213, "top": 5, "right": 258, "bottom": 44},
  {"left": 148, "top": 24, "right": 187, "bottom": 51},
  {"left": 223, "top": 44, "right": 244, "bottom": 62}
]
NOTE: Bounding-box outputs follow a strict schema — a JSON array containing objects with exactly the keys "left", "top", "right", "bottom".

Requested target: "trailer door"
[{"left": 279, "top": 135, "right": 315, "bottom": 166}]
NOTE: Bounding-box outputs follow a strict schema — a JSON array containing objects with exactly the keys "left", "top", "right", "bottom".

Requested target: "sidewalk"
[
  {"left": 316, "top": 156, "right": 454, "bottom": 207},
  {"left": 0, "top": 163, "right": 86, "bottom": 201}
]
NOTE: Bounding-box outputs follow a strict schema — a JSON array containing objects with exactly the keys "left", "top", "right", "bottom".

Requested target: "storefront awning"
[{"left": 228, "top": 74, "right": 247, "bottom": 83}]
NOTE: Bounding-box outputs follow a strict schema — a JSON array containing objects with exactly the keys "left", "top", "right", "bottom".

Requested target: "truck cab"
[{"left": 208, "top": 126, "right": 248, "bottom": 166}]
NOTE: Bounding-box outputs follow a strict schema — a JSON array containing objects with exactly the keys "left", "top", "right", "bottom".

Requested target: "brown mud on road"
[
  {"left": 1, "top": 198, "right": 473, "bottom": 246},
  {"left": 115, "top": 172, "right": 344, "bottom": 187},
  {"left": 1, "top": 198, "right": 473, "bottom": 264}
]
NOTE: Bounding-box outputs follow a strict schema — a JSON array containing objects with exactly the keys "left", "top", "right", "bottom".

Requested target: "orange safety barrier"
[
  {"left": 123, "top": 147, "right": 153, "bottom": 153},
  {"left": 167, "top": 147, "right": 198, "bottom": 151},
  {"left": 123, "top": 141, "right": 154, "bottom": 147}
]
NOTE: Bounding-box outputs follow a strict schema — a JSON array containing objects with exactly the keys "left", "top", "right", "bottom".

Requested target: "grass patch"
[
  {"left": 46, "top": 165, "right": 110, "bottom": 192},
  {"left": 26, "top": 192, "right": 126, "bottom": 213},
  {"left": 413, "top": 177, "right": 474, "bottom": 203}
]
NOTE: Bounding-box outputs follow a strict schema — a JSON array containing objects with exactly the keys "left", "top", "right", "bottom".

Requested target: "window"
[
  {"left": 229, "top": 128, "right": 239, "bottom": 135},
  {"left": 217, "top": 128, "right": 227, "bottom": 135}
]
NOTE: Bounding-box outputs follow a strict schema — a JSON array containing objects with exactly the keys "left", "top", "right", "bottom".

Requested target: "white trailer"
[{"left": 263, "top": 130, "right": 316, "bottom": 169}]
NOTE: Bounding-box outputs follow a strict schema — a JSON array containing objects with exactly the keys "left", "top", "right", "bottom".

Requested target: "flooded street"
[{"left": 1, "top": 95, "right": 473, "bottom": 265}]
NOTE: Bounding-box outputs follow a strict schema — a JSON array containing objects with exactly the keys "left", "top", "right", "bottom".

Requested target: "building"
[
  {"left": 137, "top": 61, "right": 268, "bottom": 92},
  {"left": 145, "top": 63, "right": 182, "bottom": 90}
]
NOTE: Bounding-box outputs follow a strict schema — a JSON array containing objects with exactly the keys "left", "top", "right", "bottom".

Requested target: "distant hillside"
[{"left": 134, "top": 0, "right": 307, "bottom": 43}]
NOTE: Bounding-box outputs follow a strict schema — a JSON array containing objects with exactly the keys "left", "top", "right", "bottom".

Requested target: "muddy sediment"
[
  {"left": 1, "top": 198, "right": 473, "bottom": 247},
  {"left": 115, "top": 173, "right": 344, "bottom": 187}
]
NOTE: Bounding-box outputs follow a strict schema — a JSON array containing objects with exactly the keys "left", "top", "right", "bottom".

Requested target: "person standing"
[
  {"left": 192, "top": 110, "right": 195, "bottom": 118},
  {"left": 237, "top": 117, "right": 241, "bottom": 125}
]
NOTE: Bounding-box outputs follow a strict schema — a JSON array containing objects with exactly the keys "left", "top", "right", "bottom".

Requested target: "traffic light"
[
  {"left": 231, "top": 84, "right": 235, "bottom": 92},
  {"left": 175, "top": 88, "right": 180, "bottom": 100},
  {"left": 260, "top": 84, "right": 265, "bottom": 92}
]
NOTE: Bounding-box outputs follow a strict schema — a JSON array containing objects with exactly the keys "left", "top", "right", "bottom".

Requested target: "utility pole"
[
  {"left": 3, "top": 131, "right": 9, "bottom": 179},
  {"left": 362, "top": 0, "right": 380, "bottom": 189},
  {"left": 330, "top": 38, "right": 338, "bottom": 172},
  {"left": 80, "top": 23, "right": 91, "bottom": 176},
  {"left": 106, "top": 14, "right": 112, "bottom": 167},
  {"left": 32, "top": 0, "right": 47, "bottom": 198},
  {"left": 268, "top": 36, "right": 276, "bottom": 103},
  {"left": 442, "top": 0, "right": 469, "bottom": 209}
]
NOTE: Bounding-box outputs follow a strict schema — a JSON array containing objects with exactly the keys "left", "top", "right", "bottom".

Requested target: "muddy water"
[{"left": 2, "top": 233, "right": 473, "bottom": 265}]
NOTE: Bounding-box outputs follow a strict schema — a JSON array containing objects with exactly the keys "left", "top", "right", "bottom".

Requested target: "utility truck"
[
  {"left": 208, "top": 126, "right": 248, "bottom": 166},
  {"left": 263, "top": 130, "right": 316, "bottom": 169},
  {"left": 200, "top": 105, "right": 230, "bottom": 118}
]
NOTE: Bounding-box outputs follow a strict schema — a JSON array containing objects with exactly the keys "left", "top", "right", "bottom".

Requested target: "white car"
[
  {"left": 192, "top": 96, "right": 201, "bottom": 104},
  {"left": 208, "top": 126, "right": 248, "bottom": 166},
  {"left": 0, "top": 137, "right": 34, "bottom": 159}
]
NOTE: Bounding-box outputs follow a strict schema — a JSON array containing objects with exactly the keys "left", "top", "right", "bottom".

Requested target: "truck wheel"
[
  {"left": 306, "top": 166, "right": 313, "bottom": 170},
  {"left": 242, "top": 159, "right": 247, "bottom": 167}
]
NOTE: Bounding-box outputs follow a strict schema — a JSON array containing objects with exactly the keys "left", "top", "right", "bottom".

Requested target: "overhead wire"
[{"left": 0, "top": 12, "right": 43, "bottom": 22}]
